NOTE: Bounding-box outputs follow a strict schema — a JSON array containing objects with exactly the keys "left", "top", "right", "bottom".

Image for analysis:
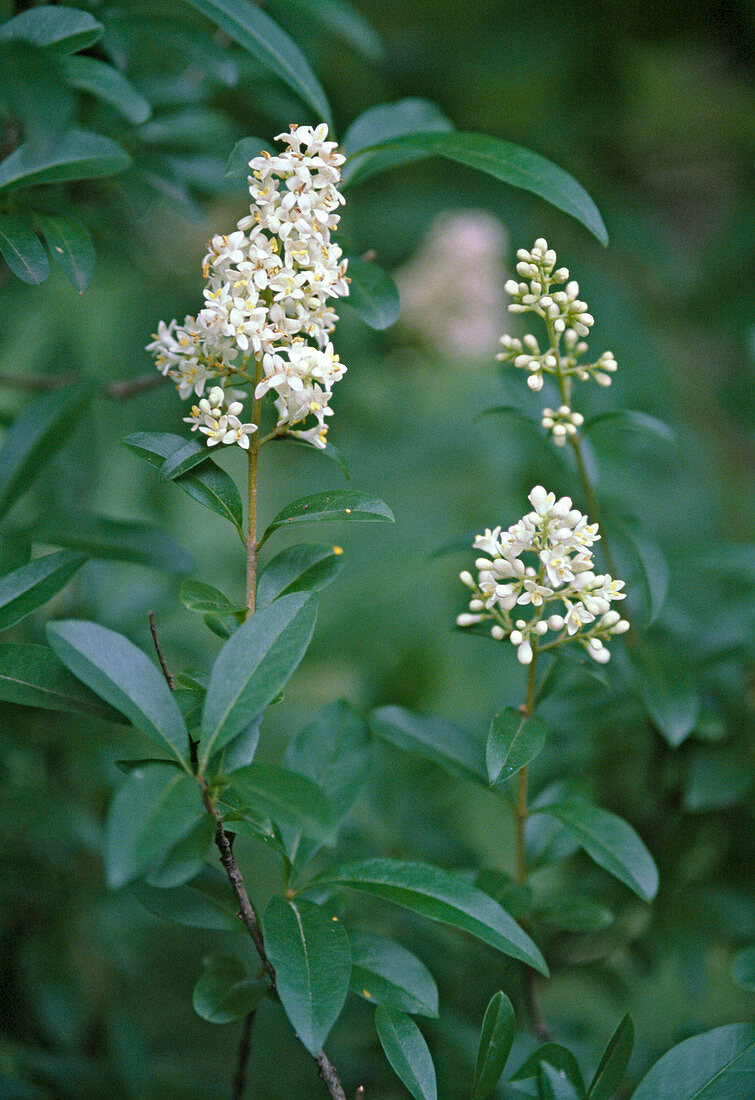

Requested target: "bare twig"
[
  {"left": 232, "top": 1010, "right": 256, "bottom": 1100},
  {"left": 0, "top": 371, "right": 167, "bottom": 400},
  {"left": 105, "top": 373, "right": 167, "bottom": 400},
  {"left": 148, "top": 610, "right": 175, "bottom": 691},
  {"left": 523, "top": 969, "right": 553, "bottom": 1042},
  {"left": 316, "top": 1052, "right": 347, "bottom": 1100}
]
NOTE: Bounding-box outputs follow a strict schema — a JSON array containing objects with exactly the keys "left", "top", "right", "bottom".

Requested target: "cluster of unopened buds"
[
  {"left": 146, "top": 123, "right": 349, "bottom": 451},
  {"left": 457, "top": 486, "right": 629, "bottom": 664},
  {"left": 496, "top": 238, "right": 617, "bottom": 401},
  {"left": 541, "top": 404, "right": 584, "bottom": 446}
]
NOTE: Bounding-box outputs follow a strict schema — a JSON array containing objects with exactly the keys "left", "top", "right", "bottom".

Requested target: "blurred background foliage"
[{"left": 0, "top": 0, "right": 752, "bottom": 1096}]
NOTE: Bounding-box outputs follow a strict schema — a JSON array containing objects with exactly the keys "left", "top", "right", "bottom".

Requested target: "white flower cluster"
[
  {"left": 541, "top": 404, "right": 584, "bottom": 446},
  {"left": 184, "top": 386, "right": 256, "bottom": 450},
  {"left": 496, "top": 238, "right": 617, "bottom": 401},
  {"left": 457, "top": 486, "right": 629, "bottom": 664},
  {"left": 146, "top": 123, "right": 349, "bottom": 450}
]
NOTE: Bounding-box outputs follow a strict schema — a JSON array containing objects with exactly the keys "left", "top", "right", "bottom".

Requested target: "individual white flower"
[{"left": 184, "top": 388, "right": 257, "bottom": 450}]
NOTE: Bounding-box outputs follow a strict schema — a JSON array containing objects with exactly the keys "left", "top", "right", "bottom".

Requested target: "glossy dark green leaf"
[
  {"left": 314, "top": 858, "right": 547, "bottom": 973},
  {"left": 539, "top": 1063, "right": 582, "bottom": 1100},
  {"left": 281, "top": 700, "right": 371, "bottom": 866},
  {"left": 199, "top": 592, "right": 317, "bottom": 769},
  {"left": 103, "top": 764, "right": 203, "bottom": 888},
  {"left": 342, "top": 98, "right": 454, "bottom": 184},
  {"left": 525, "top": 814, "right": 581, "bottom": 871},
  {"left": 0, "top": 5, "right": 103, "bottom": 53},
  {"left": 269, "top": 0, "right": 384, "bottom": 62},
  {"left": 47, "top": 620, "right": 190, "bottom": 766},
  {"left": 159, "top": 439, "right": 208, "bottom": 480},
  {"left": 263, "top": 897, "right": 351, "bottom": 1055},
  {"left": 0, "top": 642, "right": 123, "bottom": 719},
  {"left": 588, "top": 1014, "right": 633, "bottom": 1099},
  {"left": 36, "top": 215, "right": 95, "bottom": 292},
  {"left": 123, "top": 431, "right": 188, "bottom": 469},
  {"left": 0, "top": 550, "right": 87, "bottom": 630},
  {"left": 512, "top": 1044, "right": 586, "bottom": 1095},
  {"left": 0, "top": 382, "right": 93, "bottom": 521},
  {"left": 630, "top": 1023, "right": 755, "bottom": 1100},
  {"left": 487, "top": 708, "right": 548, "bottom": 785},
  {"left": 471, "top": 992, "right": 515, "bottom": 1100},
  {"left": 732, "top": 946, "right": 755, "bottom": 993},
  {"left": 183, "top": 0, "right": 332, "bottom": 126},
  {"left": 180, "top": 580, "right": 246, "bottom": 617},
  {"left": 375, "top": 1007, "right": 437, "bottom": 1100},
  {"left": 175, "top": 463, "right": 244, "bottom": 533},
  {"left": 38, "top": 511, "right": 194, "bottom": 574},
  {"left": 476, "top": 404, "right": 540, "bottom": 429},
  {"left": 60, "top": 55, "right": 151, "bottom": 123},
  {"left": 146, "top": 816, "right": 215, "bottom": 889},
  {"left": 224, "top": 762, "right": 331, "bottom": 839},
  {"left": 629, "top": 644, "right": 700, "bottom": 748},
  {"left": 536, "top": 895, "right": 614, "bottom": 933},
  {"left": 0, "top": 130, "right": 130, "bottom": 192},
  {"left": 537, "top": 800, "right": 658, "bottom": 902},
  {"left": 261, "top": 490, "right": 393, "bottom": 544},
  {"left": 193, "top": 955, "right": 266, "bottom": 1024},
  {"left": 132, "top": 866, "right": 241, "bottom": 931},
  {"left": 370, "top": 705, "right": 487, "bottom": 785},
  {"left": 348, "top": 931, "right": 438, "bottom": 1018},
  {"left": 346, "top": 257, "right": 401, "bottom": 330},
  {"left": 344, "top": 131, "right": 607, "bottom": 245},
  {"left": 257, "top": 544, "right": 344, "bottom": 606},
  {"left": 225, "top": 136, "right": 272, "bottom": 179},
  {"left": 583, "top": 409, "right": 676, "bottom": 447},
  {"left": 0, "top": 214, "right": 49, "bottom": 284},
  {"left": 474, "top": 870, "right": 533, "bottom": 922}
]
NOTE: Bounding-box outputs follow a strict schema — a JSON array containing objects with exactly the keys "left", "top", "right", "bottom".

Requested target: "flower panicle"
[
  {"left": 146, "top": 123, "right": 349, "bottom": 451},
  {"left": 457, "top": 485, "right": 629, "bottom": 664}
]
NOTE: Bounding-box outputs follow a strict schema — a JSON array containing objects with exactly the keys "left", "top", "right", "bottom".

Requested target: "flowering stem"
[{"left": 245, "top": 357, "right": 264, "bottom": 617}]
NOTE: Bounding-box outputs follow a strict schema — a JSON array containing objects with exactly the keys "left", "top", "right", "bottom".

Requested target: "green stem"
[
  {"left": 245, "top": 357, "right": 264, "bottom": 617},
  {"left": 515, "top": 645, "right": 539, "bottom": 885}
]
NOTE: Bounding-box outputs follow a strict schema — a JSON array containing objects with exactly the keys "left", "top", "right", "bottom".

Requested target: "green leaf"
[
  {"left": 281, "top": 700, "right": 372, "bottom": 866},
  {"left": 225, "top": 136, "right": 272, "bottom": 179},
  {"left": 123, "top": 431, "right": 187, "bottom": 470},
  {"left": 539, "top": 1063, "right": 582, "bottom": 1100},
  {"left": 732, "top": 946, "right": 755, "bottom": 993},
  {"left": 60, "top": 55, "right": 151, "bottom": 124},
  {"left": 314, "top": 858, "right": 548, "bottom": 973},
  {"left": 159, "top": 439, "right": 209, "bottom": 480},
  {"left": 0, "top": 550, "right": 86, "bottom": 631},
  {"left": 0, "top": 642, "right": 123, "bottom": 719},
  {"left": 35, "top": 215, "right": 95, "bottom": 292},
  {"left": 629, "top": 644, "right": 700, "bottom": 748},
  {"left": 512, "top": 1044, "right": 586, "bottom": 1095},
  {"left": 342, "top": 98, "right": 454, "bottom": 183},
  {"left": 132, "top": 866, "right": 241, "bottom": 931},
  {"left": 103, "top": 764, "right": 203, "bottom": 888},
  {"left": 268, "top": 434, "right": 350, "bottom": 478},
  {"left": 0, "top": 382, "right": 93, "bottom": 521},
  {"left": 345, "top": 131, "right": 607, "bottom": 245},
  {"left": 0, "top": 130, "right": 130, "bottom": 193},
  {"left": 199, "top": 592, "right": 317, "bottom": 769},
  {"left": 348, "top": 931, "right": 438, "bottom": 1018},
  {"left": 257, "top": 544, "right": 344, "bottom": 606},
  {"left": 182, "top": 0, "right": 332, "bottom": 126},
  {"left": 180, "top": 580, "right": 246, "bottom": 617},
  {"left": 193, "top": 956, "right": 266, "bottom": 1024},
  {"left": 588, "top": 1014, "right": 633, "bottom": 1100},
  {"left": 631, "top": 1023, "right": 755, "bottom": 1100},
  {"left": 147, "top": 816, "right": 215, "bottom": 889},
  {"left": 536, "top": 895, "right": 614, "bottom": 933},
  {"left": 263, "top": 897, "right": 351, "bottom": 1056},
  {"left": 525, "top": 813, "right": 580, "bottom": 872},
  {"left": 486, "top": 708, "right": 548, "bottom": 785},
  {"left": 224, "top": 762, "right": 331, "bottom": 839},
  {"left": 537, "top": 800, "right": 658, "bottom": 902},
  {"left": 471, "top": 992, "right": 515, "bottom": 1100},
  {"left": 683, "top": 747, "right": 751, "bottom": 812},
  {"left": 0, "top": 5, "right": 103, "bottom": 53},
  {"left": 583, "top": 409, "right": 676, "bottom": 447},
  {"left": 269, "top": 0, "right": 384, "bottom": 63},
  {"left": 369, "top": 706, "right": 487, "bottom": 785},
  {"left": 0, "top": 214, "right": 49, "bottom": 284},
  {"left": 346, "top": 257, "right": 401, "bottom": 330},
  {"left": 476, "top": 405, "right": 540, "bottom": 430},
  {"left": 261, "top": 490, "right": 393, "bottom": 544},
  {"left": 47, "top": 620, "right": 190, "bottom": 766},
  {"left": 37, "top": 511, "right": 194, "bottom": 574},
  {"left": 375, "top": 1007, "right": 437, "bottom": 1100},
  {"left": 219, "top": 716, "right": 262, "bottom": 771}
]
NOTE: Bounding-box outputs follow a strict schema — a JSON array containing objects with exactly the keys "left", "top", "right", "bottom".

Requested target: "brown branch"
[
  {"left": 148, "top": 610, "right": 175, "bottom": 691},
  {"left": 523, "top": 969, "right": 553, "bottom": 1043},
  {"left": 0, "top": 371, "right": 167, "bottom": 401},
  {"left": 316, "top": 1052, "right": 347, "bottom": 1100},
  {"left": 105, "top": 373, "right": 167, "bottom": 401},
  {"left": 232, "top": 1010, "right": 256, "bottom": 1100}
]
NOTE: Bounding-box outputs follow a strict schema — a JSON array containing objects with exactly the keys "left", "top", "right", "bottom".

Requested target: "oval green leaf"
[
  {"left": 369, "top": 705, "right": 487, "bottom": 785},
  {"left": 47, "top": 620, "right": 190, "bottom": 766},
  {"left": 223, "top": 762, "right": 331, "bottom": 839},
  {"left": 313, "top": 858, "right": 547, "bottom": 973},
  {"left": 225, "top": 136, "right": 272, "bottom": 179},
  {"left": 628, "top": 644, "right": 700, "bottom": 748},
  {"left": 537, "top": 800, "right": 659, "bottom": 902},
  {"left": 159, "top": 439, "right": 208, "bottom": 480},
  {"left": 36, "top": 215, "right": 95, "bottom": 292},
  {"left": 346, "top": 256, "right": 401, "bottom": 330},
  {"left": 193, "top": 955, "right": 266, "bottom": 1024},
  {"left": 0, "top": 214, "right": 49, "bottom": 284},
  {"left": 199, "top": 592, "right": 318, "bottom": 769},
  {"left": 512, "top": 1043, "right": 586, "bottom": 1095},
  {"left": 180, "top": 580, "right": 245, "bottom": 617},
  {"left": 131, "top": 866, "right": 242, "bottom": 932},
  {"left": 0, "top": 642, "right": 123, "bottom": 719},
  {"left": 0, "top": 129, "right": 130, "bottom": 192},
  {"left": 0, "top": 5, "right": 103, "bottom": 53},
  {"left": 37, "top": 511, "right": 194, "bottom": 574},
  {"left": 268, "top": 0, "right": 384, "bottom": 63},
  {"left": 60, "top": 55, "right": 151, "bottom": 124},
  {"left": 536, "top": 895, "right": 614, "bottom": 933},
  {"left": 261, "top": 490, "right": 393, "bottom": 544},
  {"left": 263, "top": 897, "right": 351, "bottom": 1056},
  {"left": 0, "top": 550, "right": 87, "bottom": 631},
  {"left": 588, "top": 1014, "right": 633, "bottom": 1100},
  {"left": 348, "top": 931, "right": 438, "bottom": 1018},
  {"left": 257, "top": 544, "right": 345, "bottom": 606},
  {"left": 630, "top": 1023, "right": 755, "bottom": 1100},
  {"left": 375, "top": 1007, "right": 437, "bottom": 1100},
  {"left": 583, "top": 409, "right": 676, "bottom": 447},
  {"left": 487, "top": 707, "right": 548, "bottom": 785},
  {"left": 471, "top": 992, "right": 515, "bottom": 1100}
]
